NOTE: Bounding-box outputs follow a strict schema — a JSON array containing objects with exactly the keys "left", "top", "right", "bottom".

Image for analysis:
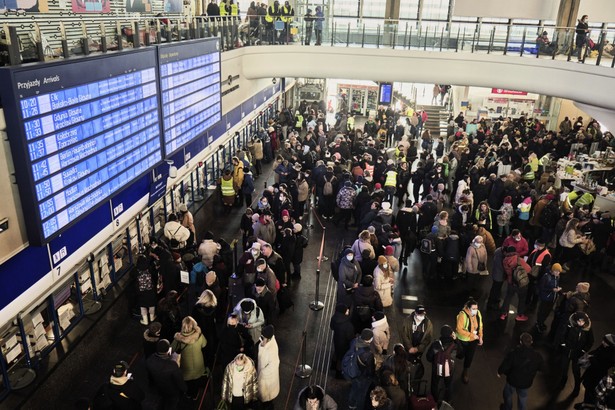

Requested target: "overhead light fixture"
[
  {"left": 165, "top": 159, "right": 177, "bottom": 179},
  {"left": 272, "top": 77, "right": 277, "bottom": 85}
]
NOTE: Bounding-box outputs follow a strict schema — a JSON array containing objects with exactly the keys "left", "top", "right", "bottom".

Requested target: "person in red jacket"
[
  {"left": 502, "top": 229, "right": 529, "bottom": 258},
  {"left": 500, "top": 246, "right": 532, "bottom": 322}
]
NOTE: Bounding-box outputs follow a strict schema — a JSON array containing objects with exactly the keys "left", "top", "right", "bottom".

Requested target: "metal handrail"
[{"left": 2, "top": 15, "right": 615, "bottom": 68}]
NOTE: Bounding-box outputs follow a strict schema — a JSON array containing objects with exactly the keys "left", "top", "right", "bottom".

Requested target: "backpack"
[
  {"left": 420, "top": 237, "right": 434, "bottom": 254},
  {"left": 539, "top": 201, "right": 559, "bottom": 228},
  {"left": 342, "top": 342, "right": 362, "bottom": 380},
  {"left": 435, "top": 341, "right": 455, "bottom": 377},
  {"left": 355, "top": 304, "right": 373, "bottom": 323},
  {"left": 137, "top": 270, "right": 153, "bottom": 292},
  {"left": 512, "top": 257, "right": 529, "bottom": 288},
  {"left": 323, "top": 176, "right": 334, "bottom": 196}
]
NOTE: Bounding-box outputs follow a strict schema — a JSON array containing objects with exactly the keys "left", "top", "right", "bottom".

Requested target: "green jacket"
[{"left": 171, "top": 327, "right": 208, "bottom": 381}]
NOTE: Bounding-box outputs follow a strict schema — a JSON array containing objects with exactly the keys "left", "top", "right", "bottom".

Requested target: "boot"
[
  {"left": 140, "top": 307, "right": 149, "bottom": 325},
  {"left": 462, "top": 368, "right": 469, "bottom": 384}
]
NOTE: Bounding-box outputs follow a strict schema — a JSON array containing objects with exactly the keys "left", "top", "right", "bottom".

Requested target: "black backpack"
[{"left": 539, "top": 201, "right": 559, "bottom": 229}]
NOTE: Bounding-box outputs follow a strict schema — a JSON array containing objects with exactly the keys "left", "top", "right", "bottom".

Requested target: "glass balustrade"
[{"left": 1, "top": 14, "right": 614, "bottom": 68}]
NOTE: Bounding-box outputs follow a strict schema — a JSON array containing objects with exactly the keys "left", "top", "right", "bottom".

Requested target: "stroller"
[{"left": 239, "top": 21, "right": 260, "bottom": 46}]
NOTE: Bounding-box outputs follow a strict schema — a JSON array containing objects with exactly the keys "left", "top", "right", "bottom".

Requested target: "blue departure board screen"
[
  {"left": 158, "top": 38, "right": 222, "bottom": 157},
  {"left": 0, "top": 49, "right": 163, "bottom": 245}
]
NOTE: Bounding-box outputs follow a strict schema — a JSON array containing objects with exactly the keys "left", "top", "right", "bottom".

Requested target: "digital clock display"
[
  {"left": 0, "top": 49, "right": 163, "bottom": 244},
  {"left": 158, "top": 38, "right": 222, "bottom": 156}
]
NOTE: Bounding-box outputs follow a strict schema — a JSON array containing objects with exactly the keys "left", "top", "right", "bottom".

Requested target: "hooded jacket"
[
  {"left": 233, "top": 298, "right": 265, "bottom": 342},
  {"left": 145, "top": 352, "right": 187, "bottom": 398},
  {"left": 293, "top": 385, "right": 338, "bottom": 410},
  {"left": 503, "top": 251, "right": 531, "bottom": 285},
  {"left": 171, "top": 326, "right": 208, "bottom": 381},
  {"left": 372, "top": 316, "right": 391, "bottom": 354},
  {"left": 497, "top": 344, "right": 544, "bottom": 389},
  {"left": 558, "top": 313, "right": 594, "bottom": 354},
  {"left": 401, "top": 313, "right": 434, "bottom": 354},
  {"left": 337, "top": 251, "right": 362, "bottom": 300},
  {"left": 373, "top": 265, "right": 393, "bottom": 307},
  {"left": 257, "top": 336, "right": 280, "bottom": 402},
  {"left": 330, "top": 310, "right": 355, "bottom": 359}
]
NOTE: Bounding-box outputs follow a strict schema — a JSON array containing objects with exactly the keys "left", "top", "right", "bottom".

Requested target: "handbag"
[{"left": 474, "top": 247, "right": 486, "bottom": 272}]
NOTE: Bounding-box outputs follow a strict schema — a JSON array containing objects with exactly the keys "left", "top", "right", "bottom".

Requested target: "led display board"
[
  {"left": 158, "top": 38, "right": 222, "bottom": 157},
  {"left": 0, "top": 49, "right": 163, "bottom": 245},
  {"left": 378, "top": 82, "right": 393, "bottom": 105}
]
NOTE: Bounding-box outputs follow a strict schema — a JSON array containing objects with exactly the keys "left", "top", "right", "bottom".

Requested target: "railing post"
[
  {"left": 392, "top": 25, "right": 397, "bottom": 49},
  {"left": 409, "top": 26, "right": 413, "bottom": 49},
  {"left": 346, "top": 22, "right": 350, "bottom": 47},
  {"left": 596, "top": 30, "right": 605, "bottom": 66},
  {"left": 377, "top": 25, "right": 381, "bottom": 48},
  {"left": 520, "top": 27, "right": 526, "bottom": 57},
  {"left": 331, "top": 22, "right": 336, "bottom": 46},
  {"left": 361, "top": 23, "right": 365, "bottom": 48},
  {"left": 456, "top": 27, "right": 460, "bottom": 52},
  {"left": 439, "top": 27, "right": 444, "bottom": 51},
  {"left": 504, "top": 19, "right": 512, "bottom": 55},
  {"left": 403, "top": 21, "right": 408, "bottom": 49},
  {"left": 461, "top": 27, "right": 465, "bottom": 51},
  {"left": 423, "top": 26, "right": 428, "bottom": 50},
  {"left": 487, "top": 26, "right": 495, "bottom": 54},
  {"left": 295, "top": 331, "right": 312, "bottom": 378},
  {"left": 567, "top": 29, "right": 574, "bottom": 61}
]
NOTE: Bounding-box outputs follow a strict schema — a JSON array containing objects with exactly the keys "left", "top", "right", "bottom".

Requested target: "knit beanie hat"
[
  {"left": 384, "top": 245, "right": 394, "bottom": 256},
  {"left": 577, "top": 282, "right": 590, "bottom": 293},
  {"left": 551, "top": 263, "right": 562, "bottom": 272},
  {"left": 440, "top": 325, "right": 453, "bottom": 338}
]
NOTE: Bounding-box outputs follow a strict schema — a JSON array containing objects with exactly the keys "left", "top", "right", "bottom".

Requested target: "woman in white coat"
[
  {"left": 257, "top": 325, "right": 280, "bottom": 409},
  {"left": 373, "top": 256, "right": 394, "bottom": 307}
]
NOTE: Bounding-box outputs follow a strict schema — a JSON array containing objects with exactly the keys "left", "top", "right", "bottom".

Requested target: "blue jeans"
[{"left": 503, "top": 382, "right": 528, "bottom": 410}]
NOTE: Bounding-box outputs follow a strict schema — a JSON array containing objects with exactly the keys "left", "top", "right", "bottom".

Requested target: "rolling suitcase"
[{"left": 409, "top": 379, "right": 437, "bottom": 410}]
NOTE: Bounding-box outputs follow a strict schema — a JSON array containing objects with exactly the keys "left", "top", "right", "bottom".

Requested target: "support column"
[{"left": 555, "top": 0, "right": 581, "bottom": 53}]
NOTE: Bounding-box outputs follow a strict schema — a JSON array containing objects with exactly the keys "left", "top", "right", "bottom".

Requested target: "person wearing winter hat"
[
  {"left": 145, "top": 338, "right": 187, "bottom": 408},
  {"left": 257, "top": 325, "right": 280, "bottom": 409},
  {"left": 556, "top": 311, "right": 594, "bottom": 396},
  {"left": 233, "top": 298, "right": 265, "bottom": 343},
  {"left": 575, "top": 333, "right": 615, "bottom": 408},
  {"left": 426, "top": 325, "right": 458, "bottom": 402},
  {"left": 401, "top": 304, "right": 433, "bottom": 369},
  {"left": 252, "top": 277, "right": 276, "bottom": 325},
  {"left": 351, "top": 275, "right": 383, "bottom": 334},
  {"left": 94, "top": 360, "right": 145, "bottom": 409},
  {"left": 292, "top": 222, "right": 308, "bottom": 279},
  {"left": 374, "top": 255, "right": 394, "bottom": 307},
  {"left": 143, "top": 322, "right": 162, "bottom": 358},
  {"left": 535, "top": 263, "right": 562, "bottom": 334},
  {"left": 337, "top": 248, "right": 362, "bottom": 306},
  {"left": 549, "top": 281, "right": 592, "bottom": 342},
  {"left": 348, "top": 329, "right": 376, "bottom": 410}
]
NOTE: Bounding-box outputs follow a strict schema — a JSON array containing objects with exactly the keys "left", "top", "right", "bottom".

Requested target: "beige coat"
[
  {"left": 257, "top": 336, "right": 280, "bottom": 402},
  {"left": 464, "top": 244, "right": 488, "bottom": 274},
  {"left": 373, "top": 265, "right": 393, "bottom": 307}
]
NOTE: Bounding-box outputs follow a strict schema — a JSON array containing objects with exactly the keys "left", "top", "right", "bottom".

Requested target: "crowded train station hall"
[{"left": 0, "top": 0, "right": 615, "bottom": 409}]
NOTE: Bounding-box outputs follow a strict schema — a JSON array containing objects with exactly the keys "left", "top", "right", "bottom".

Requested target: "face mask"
[
  {"left": 257, "top": 268, "right": 265, "bottom": 273},
  {"left": 415, "top": 314, "right": 425, "bottom": 321},
  {"left": 473, "top": 242, "right": 481, "bottom": 248},
  {"left": 470, "top": 309, "right": 478, "bottom": 316},
  {"left": 383, "top": 263, "right": 388, "bottom": 269},
  {"left": 279, "top": 196, "right": 285, "bottom": 201},
  {"left": 346, "top": 255, "right": 354, "bottom": 261},
  {"left": 261, "top": 201, "right": 268, "bottom": 206},
  {"left": 251, "top": 250, "right": 259, "bottom": 257},
  {"left": 514, "top": 236, "right": 521, "bottom": 242}
]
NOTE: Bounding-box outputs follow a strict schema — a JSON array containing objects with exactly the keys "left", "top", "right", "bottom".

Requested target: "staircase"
[{"left": 420, "top": 104, "right": 450, "bottom": 137}]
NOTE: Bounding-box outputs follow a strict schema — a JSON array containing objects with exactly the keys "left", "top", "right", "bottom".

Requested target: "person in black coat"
[
  {"left": 329, "top": 303, "right": 356, "bottom": 379},
  {"left": 557, "top": 311, "right": 594, "bottom": 396},
  {"left": 191, "top": 290, "right": 218, "bottom": 368},
  {"left": 351, "top": 275, "right": 384, "bottom": 334},
  {"left": 145, "top": 339, "right": 187, "bottom": 409},
  {"left": 396, "top": 201, "right": 418, "bottom": 262},
  {"left": 426, "top": 325, "right": 459, "bottom": 403},
  {"left": 93, "top": 361, "right": 145, "bottom": 410},
  {"left": 380, "top": 370, "right": 407, "bottom": 410},
  {"left": 418, "top": 196, "right": 438, "bottom": 233},
  {"left": 292, "top": 223, "right": 308, "bottom": 278},
  {"left": 252, "top": 278, "right": 277, "bottom": 325},
  {"left": 497, "top": 333, "right": 543, "bottom": 410},
  {"left": 142, "top": 322, "right": 161, "bottom": 359},
  {"left": 218, "top": 313, "right": 254, "bottom": 365},
  {"left": 577, "top": 334, "right": 615, "bottom": 408}
]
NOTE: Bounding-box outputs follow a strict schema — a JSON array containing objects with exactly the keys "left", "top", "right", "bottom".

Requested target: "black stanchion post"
[
  {"left": 310, "top": 268, "right": 324, "bottom": 311},
  {"left": 295, "top": 330, "right": 312, "bottom": 378}
]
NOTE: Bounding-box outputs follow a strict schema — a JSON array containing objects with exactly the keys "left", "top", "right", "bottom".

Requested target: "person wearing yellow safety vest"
[
  {"left": 219, "top": 0, "right": 229, "bottom": 18},
  {"left": 265, "top": 0, "right": 282, "bottom": 44},
  {"left": 220, "top": 169, "right": 236, "bottom": 213},
  {"left": 280, "top": 0, "right": 294, "bottom": 43},
  {"left": 455, "top": 298, "right": 483, "bottom": 384},
  {"left": 346, "top": 114, "right": 355, "bottom": 132},
  {"left": 383, "top": 161, "right": 397, "bottom": 203},
  {"left": 294, "top": 110, "right": 303, "bottom": 133},
  {"left": 229, "top": 0, "right": 239, "bottom": 47}
]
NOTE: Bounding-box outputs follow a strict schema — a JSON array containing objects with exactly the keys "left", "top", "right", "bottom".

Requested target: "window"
[
  {"left": 422, "top": 0, "right": 449, "bottom": 21},
  {"left": 362, "top": 0, "right": 386, "bottom": 18},
  {"left": 333, "top": 0, "right": 359, "bottom": 17},
  {"left": 399, "top": 0, "right": 420, "bottom": 21}
]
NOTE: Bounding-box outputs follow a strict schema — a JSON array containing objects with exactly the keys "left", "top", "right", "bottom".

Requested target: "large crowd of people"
[{"left": 85, "top": 102, "right": 615, "bottom": 410}]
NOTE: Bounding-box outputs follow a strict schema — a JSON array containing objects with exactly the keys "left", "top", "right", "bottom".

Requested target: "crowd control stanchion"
[
  {"left": 295, "top": 330, "right": 312, "bottom": 378},
  {"left": 309, "top": 268, "right": 325, "bottom": 311}
]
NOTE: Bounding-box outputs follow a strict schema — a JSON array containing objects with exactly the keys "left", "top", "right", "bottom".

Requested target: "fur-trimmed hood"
[{"left": 173, "top": 326, "right": 203, "bottom": 344}]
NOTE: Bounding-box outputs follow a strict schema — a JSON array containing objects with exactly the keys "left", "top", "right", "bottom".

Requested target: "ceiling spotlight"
[{"left": 272, "top": 77, "right": 277, "bottom": 85}]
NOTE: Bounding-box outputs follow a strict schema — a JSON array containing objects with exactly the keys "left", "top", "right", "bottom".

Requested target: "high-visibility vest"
[
  {"left": 346, "top": 116, "right": 354, "bottom": 130},
  {"left": 221, "top": 177, "right": 235, "bottom": 196},
  {"left": 265, "top": 5, "right": 278, "bottom": 22},
  {"left": 281, "top": 5, "right": 293, "bottom": 22},
  {"left": 219, "top": 1, "right": 228, "bottom": 16},
  {"left": 384, "top": 170, "right": 397, "bottom": 187},
  {"left": 230, "top": 3, "right": 238, "bottom": 15},
  {"left": 295, "top": 115, "right": 303, "bottom": 128}
]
